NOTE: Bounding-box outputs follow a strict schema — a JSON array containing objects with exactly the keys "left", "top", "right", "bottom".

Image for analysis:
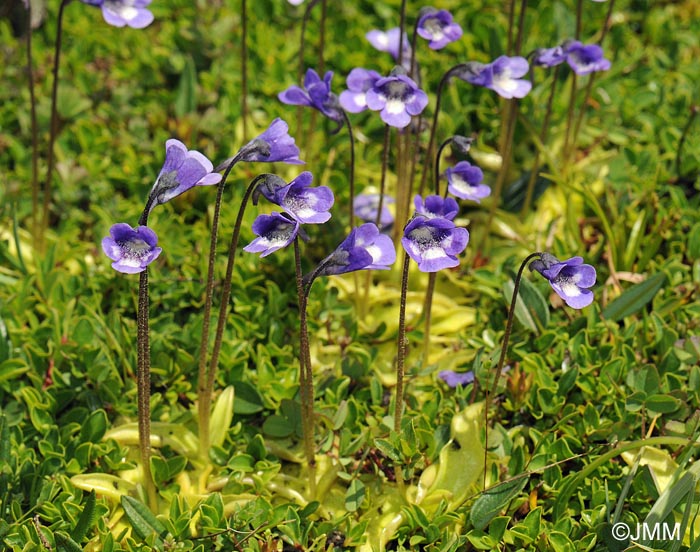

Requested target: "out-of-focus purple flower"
[
  {"left": 438, "top": 370, "right": 475, "bottom": 387},
  {"left": 532, "top": 46, "right": 567, "bottom": 68},
  {"left": 339, "top": 68, "right": 382, "bottom": 114},
  {"left": 278, "top": 69, "right": 343, "bottom": 122},
  {"left": 81, "top": 0, "right": 154, "bottom": 29},
  {"left": 244, "top": 213, "right": 300, "bottom": 258},
  {"left": 563, "top": 41, "right": 611, "bottom": 75},
  {"left": 529, "top": 253, "right": 596, "bottom": 308},
  {"left": 316, "top": 223, "right": 396, "bottom": 276},
  {"left": 416, "top": 8, "right": 463, "bottom": 50},
  {"left": 287, "top": 0, "right": 304, "bottom": 4},
  {"left": 445, "top": 161, "right": 491, "bottom": 203},
  {"left": 413, "top": 195, "right": 459, "bottom": 221},
  {"left": 459, "top": 56, "right": 532, "bottom": 99},
  {"left": 365, "top": 73, "right": 428, "bottom": 129},
  {"left": 401, "top": 216, "right": 469, "bottom": 272},
  {"left": 256, "top": 171, "right": 334, "bottom": 224},
  {"left": 366, "top": 28, "right": 411, "bottom": 65},
  {"left": 353, "top": 193, "right": 394, "bottom": 229},
  {"left": 102, "top": 223, "right": 162, "bottom": 274},
  {"left": 148, "top": 140, "right": 222, "bottom": 212}
]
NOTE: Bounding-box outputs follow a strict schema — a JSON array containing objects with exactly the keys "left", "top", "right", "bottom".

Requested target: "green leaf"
[
  {"left": 645, "top": 394, "right": 681, "bottom": 414},
  {"left": 80, "top": 410, "right": 108, "bottom": 443},
  {"left": 174, "top": 55, "right": 197, "bottom": 117},
  {"left": 55, "top": 532, "right": 83, "bottom": 552},
  {"left": 209, "top": 386, "right": 235, "bottom": 448},
  {"left": 602, "top": 273, "right": 666, "bottom": 321},
  {"left": 470, "top": 476, "right": 528, "bottom": 530},
  {"left": 503, "top": 275, "right": 550, "bottom": 332},
  {"left": 232, "top": 381, "right": 264, "bottom": 414},
  {"left": 263, "top": 415, "right": 294, "bottom": 438},
  {"left": 687, "top": 222, "right": 700, "bottom": 259},
  {"left": 120, "top": 495, "right": 166, "bottom": 546},
  {"left": 345, "top": 479, "right": 365, "bottom": 512},
  {"left": 73, "top": 490, "right": 97, "bottom": 542}
]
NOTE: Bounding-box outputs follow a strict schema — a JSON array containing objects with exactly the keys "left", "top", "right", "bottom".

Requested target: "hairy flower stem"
[
  {"left": 570, "top": 0, "right": 616, "bottom": 156},
  {"left": 418, "top": 65, "right": 468, "bottom": 198},
  {"left": 521, "top": 66, "right": 560, "bottom": 215},
  {"left": 394, "top": 252, "right": 411, "bottom": 492},
  {"left": 297, "top": 0, "right": 322, "bottom": 148},
  {"left": 241, "top": 0, "right": 248, "bottom": 141},
  {"left": 482, "top": 252, "right": 542, "bottom": 489},
  {"left": 136, "top": 208, "right": 157, "bottom": 511},
  {"left": 41, "top": 0, "right": 70, "bottom": 248},
  {"left": 26, "top": 4, "right": 39, "bottom": 241},
  {"left": 421, "top": 137, "right": 453, "bottom": 366},
  {"left": 341, "top": 110, "right": 356, "bottom": 228},
  {"left": 397, "top": 0, "right": 408, "bottom": 66},
  {"left": 197, "top": 153, "right": 245, "bottom": 458},
  {"left": 294, "top": 239, "right": 317, "bottom": 499}
]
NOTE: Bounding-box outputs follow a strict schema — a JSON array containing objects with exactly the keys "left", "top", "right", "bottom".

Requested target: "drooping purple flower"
[
  {"left": 353, "top": 193, "right": 394, "bottom": 229},
  {"left": 278, "top": 69, "right": 343, "bottom": 122},
  {"left": 416, "top": 8, "right": 463, "bottom": 50},
  {"left": 102, "top": 223, "right": 162, "bottom": 274},
  {"left": 438, "top": 370, "right": 475, "bottom": 388},
  {"left": 365, "top": 73, "right": 429, "bottom": 129},
  {"left": 243, "top": 213, "right": 300, "bottom": 258},
  {"left": 366, "top": 28, "right": 412, "bottom": 66},
  {"left": 413, "top": 195, "right": 459, "bottom": 221},
  {"left": 316, "top": 223, "right": 396, "bottom": 277},
  {"left": 529, "top": 253, "right": 597, "bottom": 308},
  {"left": 81, "top": 0, "right": 154, "bottom": 29},
  {"left": 563, "top": 41, "right": 611, "bottom": 75},
  {"left": 148, "top": 140, "right": 222, "bottom": 212},
  {"left": 256, "top": 171, "right": 334, "bottom": 224},
  {"left": 445, "top": 161, "right": 491, "bottom": 203},
  {"left": 460, "top": 56, "right": 532, "bottom": 99},
  {"left": 287, "top": 0, "right": 304, "bottom": 4},
  {"left": 402, "top": 216, "right": 469, "bottom": 272},
  {"left": 216, "top": 118, "right": 303, "bottom": 171},
  {"left": 339, "top": 68, "right": 382, "bottom": 114},
  {"left": 532, "top": 46, "right": 567, "bottom": 68}
]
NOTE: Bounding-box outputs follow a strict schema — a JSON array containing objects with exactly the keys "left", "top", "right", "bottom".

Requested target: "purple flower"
[
  {"left": 244, "top": 213, "right": 300, "bottom": 258},
  {"left": 402, "top": 216, "right": 469, "bottom": 272},
  {"left": 445, "top": 162, "right": 491, "bottom": 203},
  {"left": 564, "top": 41, "right": 611, "bottom": 75},
  {"left": 529, "top": 253, "right": 596, "bottom": 308},
  {"left": 460, "top": 56, "right": 532, "bottom": 99},
  {"left": 81, "top": 0, "right": 154, "bottom": 29},
  {"left": 438, "top": 370, "right": 474, "bottom": 388},
  {"left": 353, "top": 193, "right": 394, "bottom": 229},
  {"left": 532, "top": 46, "right": 567, "bottom": 68},
  {"left": 339, "top": 68, "right": 382, "bottom": 114},
  {"left": 416, "top": 9, "right": 463, "bottom": 50},
  {"left": 413, "top": 195, "right": 459, "bottom": 221},
  {"left": 365, "top": 73, "right": 428, "bottom": 129},
  {"left": 256, "top": 171, "right": 334, "bottom": 224},
  {"left": 366, "top": 28, "right": 412, "bottom": 66},
  {"left": 278, "top": 69, "right": 343, "bottom": 122},
  {"left": 102, "top": 223, "right": 162, "bottom": 274},
  {"left": 316, "top": 223, "right": 396, "bottom": 277},
  {"left": 148, "top": 140, "right": 222, "bottom": 212},
  {"left": 217, "top": 118, "right": 303, "bottom": 171}
]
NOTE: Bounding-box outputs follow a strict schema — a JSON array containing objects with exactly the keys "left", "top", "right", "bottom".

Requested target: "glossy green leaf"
[
  {"left": 174, "top": 55, "right": 197, "bottom": 117},
  {"left": 470, "top": 476, "right": 528, "bottom": 530},
  {"left": 602, "top": 273, "right": 666, "bottom": 321},
  {"left": 120, "top": 495, "right": 166, "bottom": 546}
]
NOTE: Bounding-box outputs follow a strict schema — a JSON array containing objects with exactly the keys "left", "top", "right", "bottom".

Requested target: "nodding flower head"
[
  {"left": 531, "top": 45, "right": 567, "bottom": 68},
  {"left": 229, "top": 118, "right": 303, "bottom": 167},
  {"left": 315, "top": 223, "right": 396, "bottom": 277},
  {"left": 365, "top": 71, "right": 429, "bottom": 129},
  {"left": 438, "top": 370, "right": 475, "bottom": 388},
  {"left": 529, "top": 253, "right": 597, "bottom": 308},
  {"left": 148, "top": 139, "right": 222, "bottom": 212},
  {"left": 278, "top": 69, "right": 344, "bottom": 122},
  {"left": 102, "top": 223, "right": 162, "bottom": 274},
  {"left": 81, "top": 0, "right": 154, "bottom": 28},
  {"left": 243, "top": 212, "right": 300, "bottom": 258},
  {"left": 445, "top": 161, "right": 491, "bottom": 203},
  {"left": 563, "top": 40, "right": 611, "bottom": 75},
  {"left": 413, "top": 195, "right": 459, "bottom": 221},
  {"left": 401, "top": 213, "right": 469, "bottom": 273},
  {"left": 255, "top": 172, "right": 334, "bottom": 224},
  {"left": 416, "top": 8, "right": 463, "bottom": 50},
  {"left": 459, "top": 56, "right": 532, "bottom": 99},
  {"left": 366, "top": 28, "right": 412, "bottom": 67},
  {"left": 339, "top": 68, "right": 382, "bottom": 114},
  {"left": 353, "top": 193, "right": 394, "bottom": 229}
]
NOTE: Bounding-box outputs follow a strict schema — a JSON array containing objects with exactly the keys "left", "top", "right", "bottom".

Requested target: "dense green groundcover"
[{"left": 2, "top": 0, "right": 700, "bottom": 550}]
